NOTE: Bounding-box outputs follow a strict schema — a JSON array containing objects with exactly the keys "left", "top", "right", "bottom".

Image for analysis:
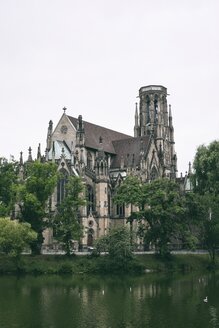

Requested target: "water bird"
[
  {"left": 203, "top": 296, "right": 208, "bottom": 303},
  {"left": 102, "top": 290, "right": 105, "bottom": 295}
]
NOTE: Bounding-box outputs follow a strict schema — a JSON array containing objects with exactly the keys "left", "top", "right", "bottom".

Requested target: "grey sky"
[{"left": 0, "top": 0, "right": 218, "bottom": 174}]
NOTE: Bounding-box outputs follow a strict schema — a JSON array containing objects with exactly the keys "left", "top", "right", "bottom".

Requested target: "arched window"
[
  {"left": 87, "top": 152, "right": 92, "bottom": 170},
  {"left": 150, "top": 166, "right": 158, "bottom": 181},
  {"left": 154, "top": 95, "right": 158, "bottom": 123},
  {"left": 108, "top": 192, "right": 111, "bottom": 216},
  {"left": 57, "top": 168, "right": 68, "bottom": 203},
  {"left": 116, "top": 204, "right": 125, "bottom": 217},
  {"left": 146, "top": 95, "right": 150, "bottom": 123},
  {"left": 87, "top": 185, "right": 95, "bottom": 216}
]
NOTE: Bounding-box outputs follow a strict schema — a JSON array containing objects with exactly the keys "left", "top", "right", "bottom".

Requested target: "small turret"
[
  {"left": 46, "top": 120, "right": 53, "bottom": 150},
  {"left": 134, "top": 103, "right": 139, "bottom": 137},
  {"left": 95, "top": 136, "right": 108, "bottom": 178},
  {"left": 18, "top": 151, "right": 24, "bottom": 180},
  {"left": 27, "top": 147, "right": 33, "bottom": 162},
  {"left": 76, "top": 115, "right": 85, "bottom": 146},
  {"left": 37, "top": 143, "right": 41, "bottom": 161}
]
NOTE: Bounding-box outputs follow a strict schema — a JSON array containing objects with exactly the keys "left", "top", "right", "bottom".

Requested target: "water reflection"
[{"left": 0, "top": 273, "right": 218, "bottom": 328}]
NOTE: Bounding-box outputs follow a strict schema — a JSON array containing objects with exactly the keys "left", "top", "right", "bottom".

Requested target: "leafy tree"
[
  {"left": 192, "top": 140, "right": 219, "bottom": 263},
  {"left": 140, "top": 179, "right": 185, "bottom": 256},
  {"left": 53, "top": 176, "right": 86, "bottom": 256},
  {"left": 113, "top": 175, "right": 143, "bottom": 242},
  {"left": 0, "top": 217, "right": 37, "bottom": 258},
  {"left": 180, "top": 192, "right": 205, "bottom": 249},
  {"left": 200, "top": 194, "right": 219, "bottom": 264},
  {"left": 193, "top": 140, "right": 219, "bottom": 195},
  {"left": 113, "top": 175, "right": 143, "bottom": 207},
  {"left": 95, "top": 226, "right": 133, "bottom": 270},
  {"left": 15, "top": 161, "right": 58, "bottom": 254},
  {"left": 0, "top": 158, "right": 18, "bottom": 216}
]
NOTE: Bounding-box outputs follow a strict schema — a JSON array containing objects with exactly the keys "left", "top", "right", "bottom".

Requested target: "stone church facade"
[{"left": 43, "top": 85, "right": 177, "bottom": 249}]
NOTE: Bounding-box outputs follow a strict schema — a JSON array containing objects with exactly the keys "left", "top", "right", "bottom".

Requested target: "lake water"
[{"left": 0, "top": 272, "right": 218, "bottom": 328}]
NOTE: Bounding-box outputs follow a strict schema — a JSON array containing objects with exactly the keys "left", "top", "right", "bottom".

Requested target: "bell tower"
[
  {"left": 134, "top": 85, "right": 177, "bottom": 178},
  {"left": 137, "top": 85, "right": 168, "bottom": 137}
]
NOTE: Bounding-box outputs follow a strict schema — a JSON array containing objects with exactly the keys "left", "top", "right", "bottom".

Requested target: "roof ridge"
[{"left": 67, "top": 115, "right": 133, "bottom": 138}]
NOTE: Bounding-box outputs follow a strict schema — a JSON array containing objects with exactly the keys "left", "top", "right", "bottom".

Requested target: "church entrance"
[{"left": 87, "top": 229, "right": 94, "bottom": 246}]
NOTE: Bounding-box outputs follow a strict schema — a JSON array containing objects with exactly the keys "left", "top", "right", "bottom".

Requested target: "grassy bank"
[{"left": 0, "top": 253, "right": 218, "bottom": 275}]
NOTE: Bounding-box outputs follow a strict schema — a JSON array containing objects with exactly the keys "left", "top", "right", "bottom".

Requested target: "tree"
[
  {"left": 140, "top": 179, "right": 185, "bottom": 256},
  {"left": 180, "top": 192, "right": 205, "bottom": 250},
  {"left": 0, "top": 158, "right": 18, "bottom": 217},
  {"left": 95, "top": 226, "right": 133, "bottom": 270},
  {"left": 0, "top": 217, "right": 37, "bottom": 258},
  {"left": 15, "top": 161, "right": 58, "bottom": 254},
  {"left": 53, "top": 176, "right": 86, "bottom": 256},
  {"left": 113, "top": 175, "right": 143, "bottom": 207},
  {"left": 200, "top": 194, "right": 219, "bottom": 264},
  {"left": 113, "top": 175, "right": 143, "bottom": 243},
  {"left": 192, "top": 140, "right": 219, "bottom": 263},
  {"left": 193, "top": 140, "right": 219, "bottom": 195}
]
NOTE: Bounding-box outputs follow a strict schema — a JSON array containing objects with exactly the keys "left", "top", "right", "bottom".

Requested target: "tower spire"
[
  {"left": 134, "top": 102, "right": 139, "bottom": 137},
  {"left": 27, "top": 147, "right": 33, "bottom": 162}
]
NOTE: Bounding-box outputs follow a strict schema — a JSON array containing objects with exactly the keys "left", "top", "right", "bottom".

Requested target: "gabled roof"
[
  {"left": 68, "top": 115, "right": 132, "bottom": 154},
  {"left": 111, "top": 136, "right": 150, "bottom": 168}
]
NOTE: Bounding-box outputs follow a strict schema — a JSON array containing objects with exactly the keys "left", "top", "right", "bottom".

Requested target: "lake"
[{"left": 0, "top": 272, "right": 218, "bottom": 328}]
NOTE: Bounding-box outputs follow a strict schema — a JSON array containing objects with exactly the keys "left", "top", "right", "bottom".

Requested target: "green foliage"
[
  {"left": 192, "top": 140, "right": 219, "bottom": 263},
  {"left": 54, "top": 176, "right": 86, "bottom": 256},
  {"left": 95, "top": 227, "right": 133, "bottom": 271},
  {"left": 15, "top": 161, "right": 58, "bottom": 254},
  {"left": 200, "top": 194, "right": 219, "bottom": 263},
  {"left": 193, "top": 140, "right": 219, "bottom": 195},
  {"left": 113, "top": 175, "right": 143, "bottom": 207},
  {"left": 0, "top": 158, "right": 18, "bottom": 216},
  {"left": 0, "top": 217, "right": 37, "bottom": 257},
  {"left": 141, "top": 179, "right": 185, "bottom": 256}
]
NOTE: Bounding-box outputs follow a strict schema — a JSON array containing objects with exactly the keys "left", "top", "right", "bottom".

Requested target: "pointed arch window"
[
  {"left": 87, "top": 152, "right": 92, "bottom": 170},
  {"left": 87, "top": 185, "right": 95, "bottom": 216},
  {"left": 57, "top": 168, "right": 69, "bottom": 203},
  {"left": 146, "top": 95, "right": 150, "bottom": 124},
  {"left": 154, "top": 95, "right": 158, "bottom": 123},
  {"left": 150, "top": 166, "right": 158, "bottom": 181},
  {"left": 116, "top": 204, "right": 125, "bottom": 217}
]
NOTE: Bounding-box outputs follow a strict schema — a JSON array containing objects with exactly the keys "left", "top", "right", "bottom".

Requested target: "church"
[{"left": 42, "top": 85, "right": 177, "bottom": 249}]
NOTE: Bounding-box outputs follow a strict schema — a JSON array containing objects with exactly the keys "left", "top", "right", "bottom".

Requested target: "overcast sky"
[{"left": 0, "top": 0, "right": 218, "bottom": 174}]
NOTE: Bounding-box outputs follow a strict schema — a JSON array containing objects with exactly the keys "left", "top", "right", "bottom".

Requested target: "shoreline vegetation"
[{"left": 0, "top": 253, "right": 218, "bottom": 275}]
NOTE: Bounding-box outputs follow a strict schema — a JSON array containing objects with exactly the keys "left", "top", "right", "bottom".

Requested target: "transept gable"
[{"left": 51, "top": 113, "right": 77, "bottom": 151}]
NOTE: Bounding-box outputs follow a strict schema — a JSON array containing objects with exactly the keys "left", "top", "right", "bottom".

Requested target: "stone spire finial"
[
  {"left": 135, "top": 102, "right": 138, "bottom": 114},
  {"left": 188, "top": 161, "right": 192, "bottom": 175},
  {"left": 169, "top": 104, "right": 172, "bottom": 117},
  {"left": 37, "top": 143, "right": 41, "bottom": 161},
  {"left": 63, "top": 107, "right": 67, "bottom": 114},
  {"left": 19, "top": 151, "right": 23, "bottom": 165},
  {"left": 27, "top": 147, "right": 33, "bottom": 162}
]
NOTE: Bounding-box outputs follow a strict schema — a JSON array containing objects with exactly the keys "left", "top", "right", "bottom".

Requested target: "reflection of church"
[{"left": 43, "top": 85, "right": 177, "bottom": 249}]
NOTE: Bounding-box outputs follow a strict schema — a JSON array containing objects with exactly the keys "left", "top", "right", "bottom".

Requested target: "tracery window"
[
  {"left": 150, "top": 166, "right": 158, "bottom": 181},
  {"left": 116, "top": 204, "right": 125, "bottom": 217},
  {"left": 87, "top": 152, "right": 92, "bottom": 170},
  {"left": 57, "top": 168, "right": 68, "bottom": 203},
  {"left": 87, "top": 185, "right": 95, "bottom": 216},
  {"left": 154, "top": 95, "right": 158, "bottom": 123}
]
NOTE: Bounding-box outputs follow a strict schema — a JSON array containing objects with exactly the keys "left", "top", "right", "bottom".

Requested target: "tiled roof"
[
  {"left": 68, "top": 115, "right": 133, "bottom": 154},
  {"left": 111, "top": 136, "right": 150, "bottom": 168}
]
